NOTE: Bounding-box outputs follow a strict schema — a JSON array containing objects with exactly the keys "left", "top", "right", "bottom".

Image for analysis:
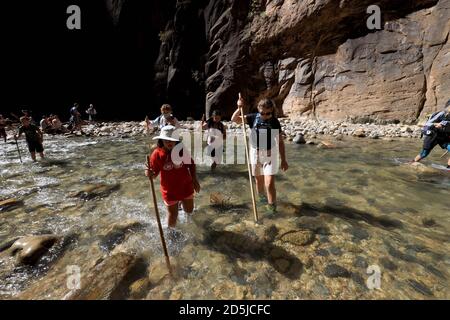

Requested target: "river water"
[{"left": 0, "top": 134, "right": 448, "bottom": 299}]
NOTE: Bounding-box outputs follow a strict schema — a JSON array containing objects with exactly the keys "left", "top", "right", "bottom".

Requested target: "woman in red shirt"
[{"left": 145, "top": 125, "right": 200, "bottom": 227}]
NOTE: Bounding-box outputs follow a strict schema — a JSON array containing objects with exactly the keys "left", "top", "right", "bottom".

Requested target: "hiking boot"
[
  {"left": 266, "top": 203, "right": 277, "bottom": 216},
  {"left": 166, "top": 227, "right": 182, "bottom": 242},
  {"left": 258, "top": 194, "right": 268, "bottom": 205}
]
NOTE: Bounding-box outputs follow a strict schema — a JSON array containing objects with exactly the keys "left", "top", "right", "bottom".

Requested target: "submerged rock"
[
  {"left": 129, "top": 277, "right": 151, "bottom": 300},
  {"left": 324, "top": 264, "right": 351, "bottom": 278},
  {"left": 353, "top": 256, "right": 368, "bottom": 269},
  {"left": 422, "top": 218, "right": 437, "bottom": 228},
  {"left": 99, "top": 219, "right": 146, "bottom": 251},
  {"left": 406, "top": 279, "right": 434, "bottom": 297},
  {"left": 278, "top": 230, "right": 315, "bottom": 246},
  {"left": 0, "top": 198, "right": 24, "bottom": 212},
  {"left": 69, "top": 183, "right": 121, "bottom": 200}
]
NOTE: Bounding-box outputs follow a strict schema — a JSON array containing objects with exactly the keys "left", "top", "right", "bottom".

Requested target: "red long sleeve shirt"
[{"left": 149, "top": 147, "right": 195, "bottom": 202}]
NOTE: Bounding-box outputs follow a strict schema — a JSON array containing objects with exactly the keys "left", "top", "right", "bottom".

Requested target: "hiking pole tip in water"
[
  {"left": 14, "top": 137, "right": 22, "bottom": 163},
  {"left": 146, "top": 154, "right": 172, "bottom": 276}
]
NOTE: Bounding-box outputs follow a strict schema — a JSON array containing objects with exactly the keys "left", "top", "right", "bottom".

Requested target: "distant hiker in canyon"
[
  {"left": 69, "top": 103, "right": 84, "bottom": 134},
  {"left": 145, "top": 104, "right": 180, "bottom": 134},
  {"left": 86, "top": 104, "right": 97, "bottom": 122},
  {"left": 414, "top": 99, "right": 450, "bottom": 169},
  {"left": 14, "top": 116, "right": 45, "bottom": 161},
  {"left": 231, "top": 95, "right": 289, "bottom": 215},
  {"left": 202, "top": 110, "right": 227, "bottom": 171},
  {"left": 145, "top": 125, "right": 200, "bottom": 230}
]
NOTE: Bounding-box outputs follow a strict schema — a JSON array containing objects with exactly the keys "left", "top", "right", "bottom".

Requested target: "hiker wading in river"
[
  {"left": 231, "top": 95, "right": 288, "bottom": 215},
  {"left": 14, "top": 116, "right": 45, "bottom": 161},
  {"left": 414, "top": 99, "right": 450, "bottom": 168},
  {"left": 145, "top": 125, "right": 200, "bottom": 231}
]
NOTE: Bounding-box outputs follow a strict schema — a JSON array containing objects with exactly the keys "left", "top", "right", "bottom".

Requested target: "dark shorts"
[
  {"left": 423, "top": 133, "right": 449, "bottom": 151},
  {"left": 27, "top": 140, "right": 44, "bottom": 153},
  {"left": 0, "top": 128, "right": 6, "bottom": 137}
]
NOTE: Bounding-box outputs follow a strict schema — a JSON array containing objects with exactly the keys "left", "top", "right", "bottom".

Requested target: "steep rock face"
[
  {"left": 243, "top": 0, "right": 448, "bottom": 123},
  {"left": 104, "top": 0, "right": 449, "bottom": 123}
]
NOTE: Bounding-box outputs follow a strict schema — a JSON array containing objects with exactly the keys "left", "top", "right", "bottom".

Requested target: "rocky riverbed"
[{"left": 3, "top": 118, "right": 424, "bottom": 143}]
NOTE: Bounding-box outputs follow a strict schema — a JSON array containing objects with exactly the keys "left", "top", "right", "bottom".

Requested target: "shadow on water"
[
  {"left": 203, "top": 230, "right": 303, "bottom": 279},
  {"left": 209, "top": 203, "right": 250, "bottom": 214},
  {"left": 38, "top": 159, "right": 71, "bottom": 168},
  {"left": 297, "top": 201, "right": 403, "bottom": 230}
]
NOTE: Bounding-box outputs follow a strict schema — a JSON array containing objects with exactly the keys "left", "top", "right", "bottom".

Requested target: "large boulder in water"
[
  {"left": 67, "top": 253, "right": 139, "bottom": 300},
  {"left": 2, "top": 235, "right": 59, "bottom": 265}
]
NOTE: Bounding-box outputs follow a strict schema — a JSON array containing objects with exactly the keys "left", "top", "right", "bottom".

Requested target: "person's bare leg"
[
  {"left": 39, "top": 152, "right": 44, "bottom": 159},
  {"left": 167, "top": 204, "right": 179, "bottom": 227},
  {"left": 264, "top": 175, "right": 276, "bottom": 205},
  {"left": 181, "top": 198, "right": 194, "bottom": 215},
  {"left": 30, "top": 152, "right": 36, "bottom": 162},
  {"left": 255, "top": 175, "right": 264, "bottom": 196}
]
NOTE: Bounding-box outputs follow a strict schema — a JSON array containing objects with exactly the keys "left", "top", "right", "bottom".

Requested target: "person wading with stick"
[
  {"left": 231, "top": 94, "right": 289, "bottom": 215},
  {"left": 14, "top": 116, "right": 45, "bottom": 162},
  {"left": 145, "top": 125, "right": 200, "bottom": 234}
]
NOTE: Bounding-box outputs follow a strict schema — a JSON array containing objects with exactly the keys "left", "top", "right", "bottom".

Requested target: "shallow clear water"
[{"left": 0, "top": 134, "right": 449, "bottom": 299}]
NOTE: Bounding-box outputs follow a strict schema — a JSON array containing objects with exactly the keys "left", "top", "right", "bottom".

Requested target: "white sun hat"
[{"left": 152, "top": 125, "right": 180, "bottom": 142}]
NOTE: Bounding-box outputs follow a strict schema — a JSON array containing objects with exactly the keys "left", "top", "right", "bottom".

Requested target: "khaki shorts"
[{"left": 250, "top": 147, "right": 279, "bottom": 176}]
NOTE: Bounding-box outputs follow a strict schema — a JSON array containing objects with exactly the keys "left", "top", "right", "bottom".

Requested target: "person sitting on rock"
[
  {"left": 14, "top": 116, "right": 45, "bottom": 161},
  {"left": 0, "top": 114, "right": 7, "bottom": 143},
  {"left": 145, "top": 125, "right": 200, "bottom": 229},
  {"left": 231, "top": 94, "right": 289, "bottom": 215},
  {"left": 40, "top": 115, "right": 54, "bottom": 134},
  {"left": 50, "top": 114, "right": 67, "bottom": 134},
  {"left": 414, "top": 99, "right": 450, "bottom": 168},
  {"left": 202, "top": 110, "right": 227, "bottom": 171},
  {"left": 145, "top": 104, "right": 180, "bottom": 134}
]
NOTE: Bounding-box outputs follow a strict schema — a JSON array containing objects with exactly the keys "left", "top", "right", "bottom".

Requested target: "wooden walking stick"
[
  {"left": 238, "top": 93, "right": 259, "bottom": 223},
  {"left": 146, "top": 154, "right": 172, "bottom": 275},
  {"left": 14, "top": 137, "right": 22, "bottom": 163},
  {"left": 440, "top": 150, "right": 448, "bottom": 158}
]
